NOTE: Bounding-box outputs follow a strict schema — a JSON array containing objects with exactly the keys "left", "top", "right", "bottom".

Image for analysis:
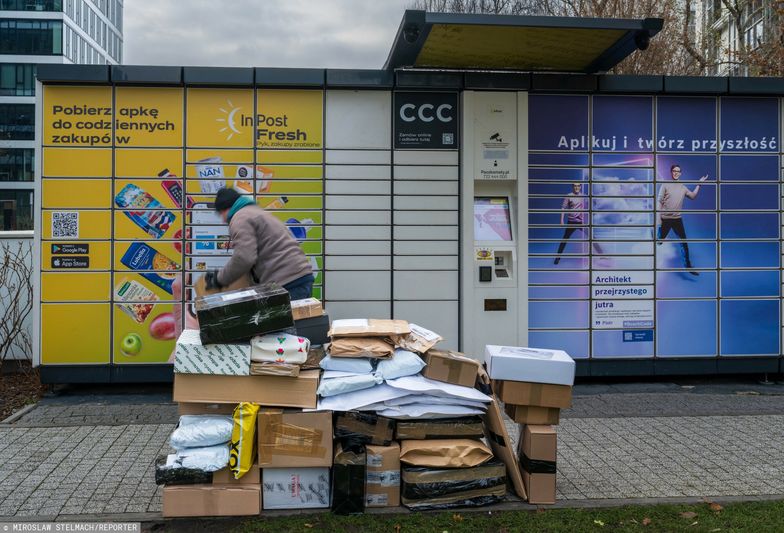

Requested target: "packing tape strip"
[
  {"left": 519, "top": 453, "right": 557, "bottom": 474},
  {"left": 445, "top": 358, "right": 462, "bottom": 383},
  {"left": 530, "top": 383, "right": 544, "bottom": 405},
  {"left": 258, "top": 413, "right": 325, "bottom": 463}
]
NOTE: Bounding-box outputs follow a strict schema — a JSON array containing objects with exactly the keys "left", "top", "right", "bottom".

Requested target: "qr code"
[
  {"left": 52, "top": 211, "right": 79, "bottom": 238},
  {"left": 442, "top": 132, "right": 454, "bottom": 145}
]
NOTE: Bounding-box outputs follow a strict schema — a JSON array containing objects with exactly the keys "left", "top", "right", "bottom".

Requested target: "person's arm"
[
  {"left": 217, "top": 216, "right": 258, "bottom": 286},
  {"left": 656, "top": 185, "right": 665, "bottom": 228},
  {"left": 685, "top": 174, "right": 708, "bottom": 199},
  {"left": 560, "top": 196, "right": 568, "bottom": 225}
]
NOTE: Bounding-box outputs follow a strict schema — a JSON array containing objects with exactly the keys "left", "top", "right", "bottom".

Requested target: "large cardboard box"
[
  {"left": 495, "top": 380, "right": 572, "bottom": 409},
  {"left": 162, "top": 484, "right": 261, "bottom": 517},
  {"left": 483, "top": 397, "right": 527, "bottom": 500},
  {"left": 366, "top": 443, "right": 400, "bottom": 508},
  {"left": 291, "top": 298, "right": 323, "bottom": 320},
  {"left": 422, "top": 349, "right": 480, "bottom": 388},
  {"left": 257, "top": 410, "right": 332, "bottom": 468},
  {"left": 519, "top": 425, "right": 557, "bottom": 505},
  {"left": 504, "top": 404, "right": 560, "bottom": 425},
  {"left": 173, "top": 330, "right": 250, "bottom": 376},
  {"left": 212, "top": 463, "right": 260, "bottom": 485},
  {"left": 485, "top": 345, "right": 575, "bottom": 386},
  {"left": 262, "top": 467, "right": 331, "bottom": 510},
  {"left": 173, "top": 370, "right": 319, "bottom": 408}
]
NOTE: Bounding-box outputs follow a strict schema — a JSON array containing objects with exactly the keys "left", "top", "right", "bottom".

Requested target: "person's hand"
[
  {"left": 204, "top": 270, "right": 222, "bottom": 291},
  {"left": 699, "top": 174, "right": 709, "bottom": 182}
]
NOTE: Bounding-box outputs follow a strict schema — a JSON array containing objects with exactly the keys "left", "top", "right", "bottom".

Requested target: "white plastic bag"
[
  {"left": 175, "top": 444, "right": 230, "bottom": 472},
  {"left": 319, "top": 354, "right": 374, "bottom": 374},
  {"left": 169, "top": 415, "right": 233, "bottom": 450},
  {"left": 317, "top": 373, "right": 383, "bottom": 397},
  {"left": 250, "top": 332, "right": 310, "bottom": 363},
  {"left": 377, "top": 348, "right": 426, "bottom": 380}
]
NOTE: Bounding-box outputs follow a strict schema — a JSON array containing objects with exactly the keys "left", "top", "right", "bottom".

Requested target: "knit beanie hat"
[{"left": 214, "top": 187, "right": 241, "bottom": 212}]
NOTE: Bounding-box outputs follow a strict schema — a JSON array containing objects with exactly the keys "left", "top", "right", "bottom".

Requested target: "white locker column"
[
  {"left": 324, "top": 90, "right": 393, "bottom": 319},
  {"left": 392, "top": 91, "right": 461, "bottom": 350}
]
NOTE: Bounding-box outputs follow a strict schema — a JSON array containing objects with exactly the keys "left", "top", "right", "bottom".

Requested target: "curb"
[{"left": 0, "top": 403, "right": 37, "bottom": 425}]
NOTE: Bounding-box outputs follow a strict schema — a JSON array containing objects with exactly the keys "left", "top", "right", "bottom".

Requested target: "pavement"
[{"left": 2, "top": 379, "right": 784, "bottom": 522}]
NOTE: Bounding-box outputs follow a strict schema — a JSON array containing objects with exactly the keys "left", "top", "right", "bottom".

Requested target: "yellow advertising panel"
[
  {"left": 42, "top": 210, "right": 111, "bottom": 240},
  {"left": 43, "top": 147, "right": 111, "bottom": 177},
  {"left": 113, "top": 303, "right": 176, "bottom": 364},
  {"left": 115, "top": 179, "right": 183, "bottom": 210},
  {"left": 115, "top": 148, "right": 183, "bottom": 177},
  {"left": 41, "top": 303, "right": 110, "bottom": 364},
  {"left": 257, "top": 149, "right": 323, "bottom": 164},
  {"left": 257, "top": 89, "right": 323, "bottom": 149},
  {"left": 186, "top": 88, "right": 254, "bottom": 148},
  {"left": 42, "top": 179, "right": 112, "bottom": 209},
  {"left": 43, "top": 86, "right": 113, "bottom": 147},
  {"left": 186, "top": 149, "right": 253, "bottom": 164},
  {"left": 41, "top": 241, "right": 112, "bottom": 271},
  {"left": 113, "top": 210, "right": 183, "bottom": 240},
  {"left": 41, "top": 272, "right": 111, "bottom": 301},
  {"left": 114, "top": 87, "right": 184, "bottom": 147},
  {"left": 257, "top": 165, "right": 323, "bottom": 180}
]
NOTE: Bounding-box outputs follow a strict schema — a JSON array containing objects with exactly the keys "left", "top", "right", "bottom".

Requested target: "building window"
[
  {"left": 0, "top": 19, "right": 62, "bottom": 55},
  {"left": 0, "top": 0, "right": 62, "bottom": 10},
  {"left": 0, "top": 190, "right": 33, "bottom": 231},
  {"left": 0, "top": 149, "right": 34, "bottom": 182},
  {"left": 0, "top": 104, "right": 34, "bottom": 140},
  {"left": 0, "top": 64, "right": 36, "bottom": 96}
]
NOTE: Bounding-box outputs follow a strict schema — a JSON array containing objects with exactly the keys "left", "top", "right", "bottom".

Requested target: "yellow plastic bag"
[{"left": 230, "top": 402, "right": 260, "bottom": 479}]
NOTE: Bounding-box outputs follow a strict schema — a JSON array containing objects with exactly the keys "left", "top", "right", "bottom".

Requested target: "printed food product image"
[
  {"left": 114, "top": 277, "right": 159, "bottom": 324},
  {"left": 113, "top": 302, "right": 178, "bottom": 363},
  {"left": 119, "top": 242, "right": 182, "bottom": 294},
  {"left": 115, "top": 183, "right": 178, "bottom": 239}
]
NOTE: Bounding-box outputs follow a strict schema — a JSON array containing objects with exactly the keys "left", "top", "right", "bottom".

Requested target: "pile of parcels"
[{"left": 159, "top": 282, "right": 576, "bottom": 517}]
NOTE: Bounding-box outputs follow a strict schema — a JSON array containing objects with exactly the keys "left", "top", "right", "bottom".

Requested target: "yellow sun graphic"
[{"left": 215, "top": 99, "right": 243, "bottom": 141}]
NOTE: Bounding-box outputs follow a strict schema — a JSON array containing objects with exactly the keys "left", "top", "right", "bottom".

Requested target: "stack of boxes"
[{"left": 485, "top": 345, "right": 575, "bottom": 505}]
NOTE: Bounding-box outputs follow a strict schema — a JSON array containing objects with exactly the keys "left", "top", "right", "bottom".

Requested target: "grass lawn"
[{"left": 159, "top": 499, "right": 784, "bottom": 533}]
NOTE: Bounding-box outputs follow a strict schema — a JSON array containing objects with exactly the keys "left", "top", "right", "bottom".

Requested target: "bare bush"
[{"left": 0, "top": 239, "right": 33, "bottom": 372}]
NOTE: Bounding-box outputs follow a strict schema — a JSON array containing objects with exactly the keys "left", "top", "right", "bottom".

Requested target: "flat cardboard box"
[
  {"left": 483, "top": 397, "right": 527, "bottom": 500},
  {"left": 395, "top": 417, "right": 484, "bottom": 440},
  {"left": 522, "top": 471, "right": 556, "bottom": 505},
  {"left": 504, "top": 404, "right": 560, "bottom": 425},
  {"left": 423, "top": 349, "right": 480, "bottom": 388},
  {"left": 401, "top": 461, "right": 507, "bottom": 510},
  {"left": 495, "top": 380, "right": 573, "bottom": 409},
  {"left": 328, "top": 319, "right": 410, "bottom": 338},
  {"left": 291, "top": 298, "right": 323, "bottom": 321},
  {"left": 174, "top": 330, "right": 250, "bottom": 376},
  {"left": 173, "top": 370, "right": 319, "bottom": 408},
  {"left": 262, "top": 467, "right": 331, "bottom": 509},
  {"left": 366, "top": 443, "right": 400, "bottom": 508},
  {"left": 177, "top": 402, "right": 235, "bottom": 415},
  {"left": 212, "top": 463, "right": 260, "bottom": 485},
  {"left": 334, "top": 411, "right": 395, "bottom": 446},
  {"left": 162, "top": 484, "right": 261, "bottom": 517},
  {"left": 257, "top": 410, "right": 332, "bottom": 468},
  {"left": 485, "top": 345, "right": 575, "bottom": 386}
]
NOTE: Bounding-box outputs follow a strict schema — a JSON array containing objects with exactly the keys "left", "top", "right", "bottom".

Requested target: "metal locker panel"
[
  {"left": 326, "top": 150, "right": 391, "bottom": 165},
  {"left": 394, "top": 165, "right": 458, "bottom": 180},
  {"left": 325, "top": 180, "right": 391, "bottom": 195},
  {"left": 394, "top": 271, "right": 459, "bottom": 300},
  {"left": 326, "top": 90, "right": 392, "bottom": 149},
  {"left": 324, "top": 271, "right": 391, "bottom": 300},
  {"left": 326, "top": 164, "right": 391, "bottom": 179},
  {"left": 394, "top": 226, "right": 459, "bottom": 240},
  {"left": 326, "top": 301, "right": 391, "bottom": 320},
  {"left": 326, "top": 255, "right": 392, "bottom": 270},
  {"left": 394, "top": 210, "right": 459, "bottom": 225},
  {"left": 393, "top": 196, "right": 458, "bottom": 210},
  {"left": 326, "top": 195, "right": 391, "bottom": 210},
  {"left": 326, "top": 240, "right": 391, "bottom": 255},
  {"left": 325, "top": 225, "right": 391, "bottom": 240},
  {"left": 393, "top": 300, "right": 459, "bottom": 351},
  {"left": 394, "top": 255, "right": 459, "bottom": 270},
  {"left": 395, "top": 241, "right": 458, "bottom": 255},
  {"left": 394, "top": 180, "right": 460, "bottom": 195},
  {"left": 325, "top": 210, "right": 391, "bottom": 225},
  {"left": 393, "top": 150, "right": 459, "bottom": 166}
]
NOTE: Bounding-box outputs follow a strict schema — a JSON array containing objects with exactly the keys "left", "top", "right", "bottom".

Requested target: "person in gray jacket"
[{"left": 204, "top": 188, "right": 314, "bottom": 299}]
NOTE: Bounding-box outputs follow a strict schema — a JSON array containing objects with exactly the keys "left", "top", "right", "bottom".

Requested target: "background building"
[{"left": 0, "top": 0, "right": 123, "bottom": 231}]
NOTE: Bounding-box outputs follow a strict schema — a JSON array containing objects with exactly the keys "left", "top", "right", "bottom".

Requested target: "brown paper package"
[
  {"left": 329, "top": 337, "right": 394, "bottom": 359},
  {"left": 399, "top": 439, "right": 492, "bottom": 468}
]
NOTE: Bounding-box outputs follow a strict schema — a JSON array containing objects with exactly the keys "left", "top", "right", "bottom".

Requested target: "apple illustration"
[{"left": 121, "top": 333, "right": 142, "bottom": 356}]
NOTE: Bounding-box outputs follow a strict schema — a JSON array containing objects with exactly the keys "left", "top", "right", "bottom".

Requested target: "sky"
[{"left": 124, "top": 0, "right": 412, "bottom": 68}]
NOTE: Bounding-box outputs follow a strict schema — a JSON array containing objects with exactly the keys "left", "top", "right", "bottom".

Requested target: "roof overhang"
[{"left": 384, "top": 10, "right": 663, "bottom": 73}]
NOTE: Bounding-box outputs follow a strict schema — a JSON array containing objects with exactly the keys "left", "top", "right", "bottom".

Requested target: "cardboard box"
[
  {"left": 504, "top": 404, "right": 560, "bottom": 425},
  {"left": 295, "top": 313, "right": 330, "bottom": 346},
  {"left": 328, "top": 318, "right": 410, "bottom": 338},
  {"left": 257, "top": 410, "right": 332, "bottom": 468},
  {"left": 250, "top": 361, "right": 300, "bottom": 377},
  {"left": 212, "top": 463, "right": 260, "bottom": 485},
  {"left": 174, "top": 330, "right": 250, "bottom": 376},
  {"left": 196, "top": 283, "right": 293, "bottom": 344},
  {"left": 395, "top": 417, "right": 484, "bottom": 440},
  {"left": 485, "top": 345, "right": 575, "bottom": 386},
  {"left": 194, "top": 272, "right": 252, "bottom": 297},
  {"left": 291, "top": 297, "right": 323, "bottom": 321},
  {"left": 162, "top": 484, "right": 261, "bottom": 517},
  {"left": 334, "top": 411, "right": 395, "bottom": 446},
  {"left": 262, "top": 467, "right": 330, "bottom": 509},
  {"left": 366, "top": 443, "right": 400, "bottom": 508},
  {"left": 519, "top": 425, "right": 557, "bottom": 504},
  {"left": 173, "top": 370, "right": 319, "bottom": 408},
  {"left": 400, "top": 461, "right": 507, "bottom": 510},
  {"left": 177, "top": 402, "right": 235, "bottom": 415},
  {"left": 482, "top": 397, "right": 527, "bottom": 500},
  {"left": 423, "top": 349, "right": 480, "bottom": 388},
  {"left": 495, "top": 380, "right": 572, "bottom": 409}
]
